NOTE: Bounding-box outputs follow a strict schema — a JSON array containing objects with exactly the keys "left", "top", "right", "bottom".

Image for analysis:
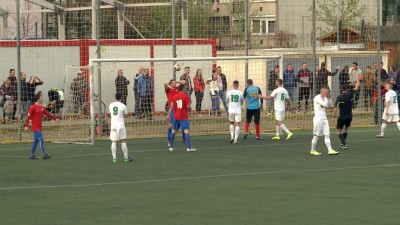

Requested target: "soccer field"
[{"left": 0, "top": 127, "right": 399, "bottom": 225}]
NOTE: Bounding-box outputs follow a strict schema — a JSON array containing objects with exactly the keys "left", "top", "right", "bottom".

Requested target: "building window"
[
  {"left": 252, "top": 20, "right": 260, "bottom": 33},
  {"left": 233, "top": 19, "right": 245, "bottom": 33},
  {"left": 251, "top": 18, "right": 275, "bottom": 34},
  {"left": 268, "top": 21, "right": 275, "bottom": 33}
]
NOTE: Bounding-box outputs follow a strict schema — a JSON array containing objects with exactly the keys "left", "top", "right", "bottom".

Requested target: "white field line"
[{"left": 0, "top": 163, "right": 398, "bottom": 191}]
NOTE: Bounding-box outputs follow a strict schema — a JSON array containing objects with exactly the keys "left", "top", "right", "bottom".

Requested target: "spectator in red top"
[
  {"left": 25, "top": 92, "right": 59, "bottom": 159},
  {"left": 193, "top": 69, "right": 205, "bottom": 113},
  {"left": 167, "top": 84, "right": 196, "bottom": 152}
]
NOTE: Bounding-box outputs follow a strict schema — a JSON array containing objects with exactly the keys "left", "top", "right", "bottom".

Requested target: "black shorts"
[
  {"left": 246, "top": 108, "right": 260, "bottom": 124},
  {"left": 337, "top": 116, "right": 352, "bottom": 129}
]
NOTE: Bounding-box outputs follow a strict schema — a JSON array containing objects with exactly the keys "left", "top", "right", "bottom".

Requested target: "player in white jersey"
[
  {"left": 310, "top": 87, "right": 339, "bottom": 156},
  {"left": 109, "top": 92, "right": 133, "bottom": 163},
  {"left": 258, "top": 79, "right": 293, "bottom": 140},
  {"left": 376, "top": 81, "right": 400, "bottom": 138},
  {"left": 226, "top": 80, "right": 244, "bottom": 144}
]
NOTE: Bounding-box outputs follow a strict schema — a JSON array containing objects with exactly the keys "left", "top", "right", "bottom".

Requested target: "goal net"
[{"left": 80, "top": 56, "right": 281, "bottom": 144}]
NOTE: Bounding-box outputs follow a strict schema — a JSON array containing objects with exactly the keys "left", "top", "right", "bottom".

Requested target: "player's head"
[
  {"left": 34, "top": 92, "right": 43, "bottom": 103},
  {"left": 275, "top": 79, "right": 283, "bottom": 87},
  {"left": 385, "top": 81, "right": 394, "bottom": 90},
  {"left": 246, "top": 79, "right": 253, "bottom": 86},
  {"left": 115, "top": 92, "right": 122, "bottom": 101},
  {"left": 232, "top": 80, "right": 239, "bottom": 89},
  {"left": 320, "top": 87, "right": 329, "bottom": 97},
  {"left": 340, "top": 84, "right": 348, "bottom": 94},
  {"left": 178, "top": 84, "right": 185, "bottom": 92}
]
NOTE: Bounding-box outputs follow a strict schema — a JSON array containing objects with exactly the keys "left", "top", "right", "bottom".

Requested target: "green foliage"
[
  {"left": 383, "top": 0, "right": 400, "bottom": 25},
  {"left": 314, "top": 0, "right": 367, "bottom": 33}
]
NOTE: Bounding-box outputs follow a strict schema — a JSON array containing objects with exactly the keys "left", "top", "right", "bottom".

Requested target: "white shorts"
[
  {"left": 109, "top": 128, "right": 126, "bottom": 141},
  {"left": 275, "top": 111, "right": 285, "bottom": 122},
  {"left": 229, "top": 113, "right": 241, "bottom": 122},
  {"left": 313, "top": 118, "right": 330, "bottom": 136},
  {"left": 382, "top": 112, "right": 400, "bottom": 123}
]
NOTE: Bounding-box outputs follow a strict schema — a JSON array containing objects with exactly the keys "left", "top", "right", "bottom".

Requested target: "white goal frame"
[{"left": 88, "top": 55, "right": 283, "bottom": 145}]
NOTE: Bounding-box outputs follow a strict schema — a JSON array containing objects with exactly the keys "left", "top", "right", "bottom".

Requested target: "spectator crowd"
[{"left": 1, "top": 61, "right": 399, "bottom": 124}]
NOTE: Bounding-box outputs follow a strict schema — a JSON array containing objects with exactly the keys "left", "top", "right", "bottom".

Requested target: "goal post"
[{"left": 88, "top": 55, "right": 283, "bottom": 145}]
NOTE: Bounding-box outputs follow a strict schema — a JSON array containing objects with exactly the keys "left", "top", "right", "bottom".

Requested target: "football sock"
[
  {"left": 343, "top": 132, "right": 348, "bottom": 140},
  {"left": 381, "top": 123, "right": 387, "bottom": 136},
  {"left": 397, "top": 122, "right": 400, "bottom": 131},
  {"left": 311, "top": 136, "right": 318, "bottom": 150},
  {"left": 170, "top": 133, "right": 176, "bottom": 148},
  {"left": 245, "top": 122, "right": 250, "bottom": 133},
  {"left": 182, "top": 130, "right": 186, "bottom": 142},
  {"left": 39, "top": 138, "right": 46, "bottom": 156},
  {"left": 121, "top": 143, "right": 128, "bottom": 159},
  {"left": 281, "top": 124, "right": 290, "bottom": 134},
  {"left": 324, "top": 135, "right": 333, "bottom": 151},
  {"left": 234, "top": 126, "right": 240, "bottom": 141},
  {"left": 255, "top": 124, "right": 260, "bottom": 137},
  {"left": 167, "top": 128, "right": 172, "bottom": 142},
  {"left": 185, "top": 133, "right": 192, "bottom": 149},
  {"left": 111, "top": 143, "right": 117, "bottom": 159},
  {"left": 276, "top": 125, "right": 280, "bottom": 136},
  {"left": 338, "top": 133, "right": 346, "bottom": 145},
  {"left": 230, "top": 124, "right": 235, "bottom": 139},
  {"left": 30, "top": 138, "right": 38, "bottom": 157}
]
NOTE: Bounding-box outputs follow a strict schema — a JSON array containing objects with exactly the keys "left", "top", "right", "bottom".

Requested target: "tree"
[
  {"left": 383, "top": 0, "right": 400, "bottom": 26},
  {"left": 313, "top": 0, "right": 367, "bottom": 33}
]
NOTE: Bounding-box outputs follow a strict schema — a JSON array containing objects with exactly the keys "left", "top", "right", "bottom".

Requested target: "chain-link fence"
[{"left": 0, "top": 0, "right": 399, "bottom": 143}]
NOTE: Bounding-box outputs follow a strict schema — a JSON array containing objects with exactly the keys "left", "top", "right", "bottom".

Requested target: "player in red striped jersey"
[
  {"left": 24, "top": 92, "right": 59, "bottom": 159},
  {"left": 167, "top": 84, "right": 196, "bottom": 152},
  {"left": 165, "top": 79, "right": 186, "bottom": 146}
]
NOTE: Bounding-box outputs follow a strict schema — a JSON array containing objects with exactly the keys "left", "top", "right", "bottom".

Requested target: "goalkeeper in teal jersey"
[{"left": 243, "top": 79, "right": 264, "bottom": 140}]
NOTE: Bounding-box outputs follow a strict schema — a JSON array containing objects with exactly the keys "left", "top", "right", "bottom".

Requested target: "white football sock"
[
  {"left": 280, "top": 124, "right": 290, "bottom": 134},
  {"left": 381, "top": 123, "right": 387, "bottom": 136},
  {"left": 230, "top": 124, "right": 235, "bottom": 139},
  {"left": 311, "top": 136, "right": 318, "bottom": 151},
  {"left": 276, "top": 125, "right": 280, "bottom": 136},
  {"left": 121, "top": 143, "right": 128, "bottom": 159},
  {"left": 111, "top": 143, "right": 117, "bottom": 159},
  {"left": 234, "top": 126, "right": 240, "bottom": 141},
  {"left": 397, "top": 122, "right": 400, "bottom": 131},
  {"left": 324, "top": 135, "right": 333, "bottom": 151}
]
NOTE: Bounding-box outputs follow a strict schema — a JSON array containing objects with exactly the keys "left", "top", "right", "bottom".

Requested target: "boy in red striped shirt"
[{"left": 25, "top": 93, "right": 59, "bottom": 159}]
